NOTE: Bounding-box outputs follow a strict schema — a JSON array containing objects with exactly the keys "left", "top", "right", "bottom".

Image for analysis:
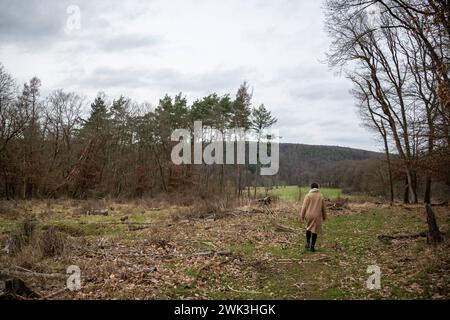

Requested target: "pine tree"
[
  {"left": 250, "top": 104, "right": 277, "bottom": 196},
  {"left": 232, "top": 82, "right": 252, "bottom": 196}
]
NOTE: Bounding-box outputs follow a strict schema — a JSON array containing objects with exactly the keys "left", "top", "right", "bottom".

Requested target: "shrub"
[{"left": 38, "top": 227, "right": 67, "bottom": 258}]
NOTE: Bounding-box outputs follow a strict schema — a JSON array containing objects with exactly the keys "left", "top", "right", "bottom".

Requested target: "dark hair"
[{"left": 311, "top": 183, "right": 319, "bottom": 189}]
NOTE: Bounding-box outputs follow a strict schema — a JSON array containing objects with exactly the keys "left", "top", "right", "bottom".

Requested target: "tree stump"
[
  {"left": 257, "top": 197, "right": 272, "bottom": 205},
  {"left": 0, "top": 278, "right": 40, "bottom": 300},
  {"left": 425, "top": 204, "right": 443, "bottom": 246},
  {"left": 86, "top": 209, "right": 109, "bottom": 216}
]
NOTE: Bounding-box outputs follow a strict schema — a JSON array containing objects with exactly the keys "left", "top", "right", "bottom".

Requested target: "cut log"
[
  {"left": 86, "top": 209, "right": 109, "bottom": 216},
  {"left": 425, "top": 204, "right": 443, "bottom": 245}
]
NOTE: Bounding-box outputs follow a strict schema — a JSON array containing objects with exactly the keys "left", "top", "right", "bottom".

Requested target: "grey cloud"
[
  {"left": 0, "top": 0, "right": 67, "bottom": 45},
  {"left": 0, "top": 0, "right": 153, "bottom": 50},
  {"left": 276, "top": 62, "right": 332, "bottom": 82},
  {"left": 0, "top": 0, "right": 377, "bottom": 151},
  {"left": 290, "top": 82, "right": 352, "bottom": 102},
  {"left": 273, "top": 63, "right": 353, "bottom": 102},
  {"left": 97, "top": 34, "right": 162, "bottom": 52},
  {"left": 66, "top": 65, "right": 246, "bottom": 94}
]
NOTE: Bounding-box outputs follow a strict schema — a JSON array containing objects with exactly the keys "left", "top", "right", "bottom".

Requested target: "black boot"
[
  {"left": 311, "top": 233, "right": 317, "bottom": 252},
  {"left": 305, "top": 231, "right": 311, "bottom": 250}
]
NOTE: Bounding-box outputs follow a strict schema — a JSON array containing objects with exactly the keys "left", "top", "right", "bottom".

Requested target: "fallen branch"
[
  {"left": 328, "top": 206, "right": 344, "bottom": 211},
  {"left": 431, "top": 201, "right": 448, "bottom": 207},
  {"left": 191, "top": 250, "right": 232, "bottom": 257},
  {"left": 274, "top": 258, "right": 301, "bottom": 264},
  {"left": 41, "top": 287, "right": 69, "bottom": 300},
  {"left": 377, "top": 231, "right": 427, "bottom": 243},
  {"left": 274, "top": 223, "right": 298, "bottom": 233},
  {"left": 201, "top": 241, "right": 218, "bottom": 249},
  {"left": 95, "top": 221, "right": 156, "bottom": 226},
  {"left": 126, "top": 224, "right": 155, "bottom": 231},
  {"left": 0, "top": 270, "right": 68, "bottom": 280},
  {"left": 310, "top": 255, "right": 332, "bottom": 263},
  {"left": 226, "top": 285, "right": 263, "bottom": 295},
  {"left": 235, "top": 208, "right": 264, "bottom": 214},
  {"left": 14, "top": 265, "right": 34, "bottom": 273}
]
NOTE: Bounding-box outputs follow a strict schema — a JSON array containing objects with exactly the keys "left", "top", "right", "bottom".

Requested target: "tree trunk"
[
  {"left": 235, "top": 163, "right": 240, "bottom": 196},
  {"left": 220, "top": 163, "right": 224, "bottom": 193},
  {"left": 382, "top": 131, "right": 394, "bottom": 204},
  {"left": 403, "top": 175, "right": 409, "bottom": 204},
  {"left": 406, "top": 169, "right": 418, "bottom": 204},
  {"left": 425, "top": 204, "right": 443, "bottom": 246},
  {"left": 411, "top": 170, "right": 418, "bottom": 204},
  {"left": 2, "top": 167, "right": 9, "bottom": 200},
  {"left": 253, "top": 162, "right": 260, "bottom": 198},
  {"left": 424, "top": 176, "right": 432, "bottom": 204},
  {"left": 152, "top": 144, "right": 167, "bottom": 193}
]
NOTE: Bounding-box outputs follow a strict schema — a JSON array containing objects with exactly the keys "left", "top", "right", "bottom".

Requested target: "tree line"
[
  {"left": 0, "top": 64, "right": 277, "bottom": 199},
  {"left": 325, "top": 0, "right": 450, "bottom": 204}
]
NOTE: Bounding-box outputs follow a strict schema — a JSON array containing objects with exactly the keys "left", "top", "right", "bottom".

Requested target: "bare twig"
[
  {"left": 191, "top": 250, "right": 232, "bottom": 257},
  {"left": 41, "top": 287, "right": 69, "bottom": 300},
  {"left": 226, "top": 285, "right": 263, "bottom": 295}
]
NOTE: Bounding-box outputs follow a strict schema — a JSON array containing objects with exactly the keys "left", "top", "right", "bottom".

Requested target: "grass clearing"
[
  {"left": 258, "top": 186, "right": 343, "bottom": 201},
  {"left": 0, "top": 199, "right": 449, "bottom": 299}
]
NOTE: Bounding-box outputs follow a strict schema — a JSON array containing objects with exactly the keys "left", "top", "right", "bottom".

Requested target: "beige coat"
[{"left": 300, "top": 189, "right": 327, "bottom": 234}]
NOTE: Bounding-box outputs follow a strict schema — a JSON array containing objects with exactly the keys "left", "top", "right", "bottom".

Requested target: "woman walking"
[{"left": 300, "top": 183, "right": 327, "bottom": 252}]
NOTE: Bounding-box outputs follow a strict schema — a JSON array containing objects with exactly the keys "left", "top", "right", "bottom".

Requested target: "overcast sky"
[{"left": 0, "top": 0, "right": 380, "bottom": 151}]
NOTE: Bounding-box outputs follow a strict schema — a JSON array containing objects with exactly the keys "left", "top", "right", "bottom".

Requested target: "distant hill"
[{"left": 274, "top": 143, "right": 382, "bottom": 186}]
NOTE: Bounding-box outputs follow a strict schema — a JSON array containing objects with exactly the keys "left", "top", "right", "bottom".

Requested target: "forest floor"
[{"left": 0, "top": 198, "right": 449, "bottom": 300}]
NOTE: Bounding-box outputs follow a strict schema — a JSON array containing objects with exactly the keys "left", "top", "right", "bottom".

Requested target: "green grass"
[
  {"left": 205, "top": 206, "right": 449, "bottom": 299},
  {"left": 229, "top": 241, "right": 257, "bottom": 256},
  {"left": 0, "top": 216, "right": 17, "bottom": 232},
  {"left": 258, "top": 185, "right": 342, "bottom": 201}
]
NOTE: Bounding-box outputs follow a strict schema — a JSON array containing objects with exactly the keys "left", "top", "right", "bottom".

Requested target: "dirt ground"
[{"left": 0, "top": 199, "right": 449, "bottom": 299}]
